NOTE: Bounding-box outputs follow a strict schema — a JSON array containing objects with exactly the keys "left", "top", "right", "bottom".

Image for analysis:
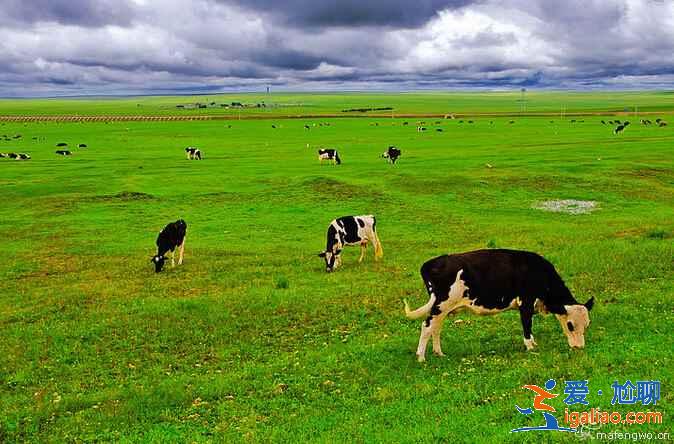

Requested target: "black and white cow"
[
  {"left": 382, "top": 146, "right": 401, "bottom": 164},
  {"left": 151, "top": 219, "right": 187, "bottom": 273},
  {"left": 16, "top": 153, "right": 30, "bottom": 160},
  {"left": 185, "top": 147, "right": 202, "bottom": 160},
  {"left": 614, "top": 124, "right": 625, "bottom": 135},
  {"left": 318, "top": 215, "right": 383, "bottom": 272},
  {"left": 317, "top": 148, "right": 341, "bottom": 165},
  {"left": 404, "top": 249, "right": 595, "bottom": 362},
  {"left": 55, "top": 150, "right": 72, "bottom": 156}
]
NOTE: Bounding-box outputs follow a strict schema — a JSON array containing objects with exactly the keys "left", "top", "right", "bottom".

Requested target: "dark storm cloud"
[
  {"left": 222, "top": 0, "right": 477, "bottom": 28},
  {"left": 0, "top": 0, "right": 136, "bottom": 27},
  {"left": 0, "top": 0, "right": 673, "bottom": 96}
]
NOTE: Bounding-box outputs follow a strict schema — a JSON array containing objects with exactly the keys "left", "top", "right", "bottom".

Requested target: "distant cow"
[
  {"left": 304, "top": 124, "right": 310, "bottom": 130},
  {"left": 382, "top": 146, "right": 401, "bottom": 164},
  {"left": 185, "top": 147, "right": 202, "bottom": 160},
  {"left": 151, "top": 219, "right": 187, "bottom": 273},
  {"left": 55, "top": 150, "right": 72, "bottom": 156},
  {"left": 78, "top": 143, "right": 87, "bottom": 148},
  {"left": 659, "top": 121, "right": 668, "bottom": 127},
  {"left": 56, "top": 142, "right": 68, "bottom": 147},
  {"left": 318, "top": 148, "right": 341, "bottom": 165},
  {"left": 16, "top": 153, "right": 30, "bottom": 160},
  {"left": 614, "top": 124, "right": 625, "bottom": 135},
  {"left": 601, "top": 120, "right": 606, "bottom": 124},
  {"left": 404, "top": 249, "right": 595, "bottom": 362},
  {"left": 417, "top": 126, "right": 427, "bottom": 132},
  {"left": 318, "top": 215, "right": 383, "bottom": 272}
]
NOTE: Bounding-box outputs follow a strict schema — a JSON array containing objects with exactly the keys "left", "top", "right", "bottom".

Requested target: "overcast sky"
[{"left": 1, "top": 0, "right": 673, "bottom": 96}]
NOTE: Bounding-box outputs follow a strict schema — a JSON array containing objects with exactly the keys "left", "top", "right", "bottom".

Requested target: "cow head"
[
  {"left": 318, "top": 248, "right": 342, "bottom": 272},
  {"left": 556, "top": 297, "right": 594, "bottom": 348},
  {"left": 151, "top": 254, "right": 166, "bottom": 273}
]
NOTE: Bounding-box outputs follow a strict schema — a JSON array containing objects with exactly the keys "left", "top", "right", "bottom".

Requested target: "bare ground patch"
[{"left": 533, "top": 199, "right": 598, "bottom": 214}]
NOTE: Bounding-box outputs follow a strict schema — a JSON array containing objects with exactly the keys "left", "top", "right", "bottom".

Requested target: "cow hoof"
[
  {"left": 433, "top": 351, "right": 445, "bottom": 357},
  {"left": 417, "top": 354, "right": 426, "bottom": 363},
  {"left": 524, "top": 337, "right": 537, "bottom": 351}
]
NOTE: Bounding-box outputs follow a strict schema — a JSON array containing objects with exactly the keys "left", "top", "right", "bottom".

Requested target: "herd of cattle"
[
  {"left": 7, "top": 114, "right": 673, "bottom": 360},
  {"left": 151, "top": 211, "right": 596, "bottom": 362}
]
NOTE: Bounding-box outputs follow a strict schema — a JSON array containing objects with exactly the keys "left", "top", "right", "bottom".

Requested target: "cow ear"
[
  {"left": 318, "top": 252, "right": 326, "bottom": 258},
  {"left": 584, "top": 297, "right": 595, "bottom": 311}
]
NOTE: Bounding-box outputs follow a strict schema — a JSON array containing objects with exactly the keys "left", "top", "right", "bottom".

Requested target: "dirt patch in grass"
[
  {"left": 302, "top": 177, "right": 383, "bottom": 200},
  {"left": 92, "top": 191, "right": 157, "bottom": 202},
  {"left": 533, "top": 199, "right": 598, "bottom": 214}
]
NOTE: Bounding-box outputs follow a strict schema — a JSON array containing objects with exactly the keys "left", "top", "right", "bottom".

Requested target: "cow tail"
[
  {"left": 372, "top": 217, "right": 383, "bottom": 258},
  {"left": 335, "top": 151, "right": 342, "bottom": 165},
  {"left": 404, "top": 293, "right": 435, "bottom": 319}
]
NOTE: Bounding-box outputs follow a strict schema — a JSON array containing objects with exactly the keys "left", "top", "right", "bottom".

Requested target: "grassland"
[
  {"left": 0, "top": 93, "right": 672, "bottom": 443},
  {"left": 1, "top": 90, "right": 674, "bottom": 117}
]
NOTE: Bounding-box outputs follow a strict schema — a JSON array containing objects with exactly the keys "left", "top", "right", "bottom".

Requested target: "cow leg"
[
  {"left": 358, "top": 242, "right": 367, "bottom": 263},
  {"left": 431, "top": 316, "right": 447, "bottom": 357},
  {"left": 170, "top": 250, "right": 175, "bottom": 268},
  {"left": 417, "top": 308, "right": 449, "bottom": 362},
  {"left": 178, "top": 238, "right": 185, "bottom": 265},
  {"left": 519, "top": 305, "right": 537, "bottom": 350},
  {"left": 416, "top": 318, "right": 433, "bottom": 362}
]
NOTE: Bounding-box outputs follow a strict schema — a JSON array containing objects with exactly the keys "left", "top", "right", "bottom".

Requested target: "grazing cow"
[
  {"left": 417, "top": 126, "right": 427, "bottom": 132},
  {"left": 304, "top": 124, "right": 310, "bottom": 130},
  {"left": 318, "top": 215, "right": 383, "bottom": 272},
  {"left": 656, "top": 118, "right": 662, "bottom": 123},
  {"left": 271, "top": 124, "right": 276, "bottom": 129},
  {"left": 403, "top": 122, "right": 409, "bottom": 125},
  {"left": 185, "top": 147, "right": 202, "bottom": 160},
  {"left": 614, "top": 124, "right": 625, "bottom": 135},
  {"left": 436, "top": 128, "right": 443, "bottom": 132},
  {"left": 509, "top": 120, "right": 515, "bottom": 124},
  {"left": 382, "top": 146, "right": 401, "bottom": 164},
  {"left": 6, "top": 153, "right": 18, "bottom": 159},
  {"left": 17, "top": 153, "right": 30, "bottom": 160},
  {"left": 317, "top": 148, "right": 341, "bottom": 165},
  {"left": 601, "top": 120, "right": 606, "bottom": 124},
  {"left": 659, "top": 121, "right": 668, "bottom": 127},
  {"left": 151, "top": 219, "right": 187, "bottom": 273},
  {"left": 55, "top": 150, "right": 72, "bottom": 156},
  {"left": 78, "top": 143, "right": 87, "bottom": 148},
  {"left": 404, "top": 249, "right": 595, "bottom": 362},
  {"left": 56, "top": 142, "right": 68, "bottom": 147}
]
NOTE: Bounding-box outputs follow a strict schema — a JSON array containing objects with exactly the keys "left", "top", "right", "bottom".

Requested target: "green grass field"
[
  {"left": 1, "top": 90, "right": 674, "bottom": 117},
  {"left": 0, "top": 93, "right": 672, "bottom": 443}
]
